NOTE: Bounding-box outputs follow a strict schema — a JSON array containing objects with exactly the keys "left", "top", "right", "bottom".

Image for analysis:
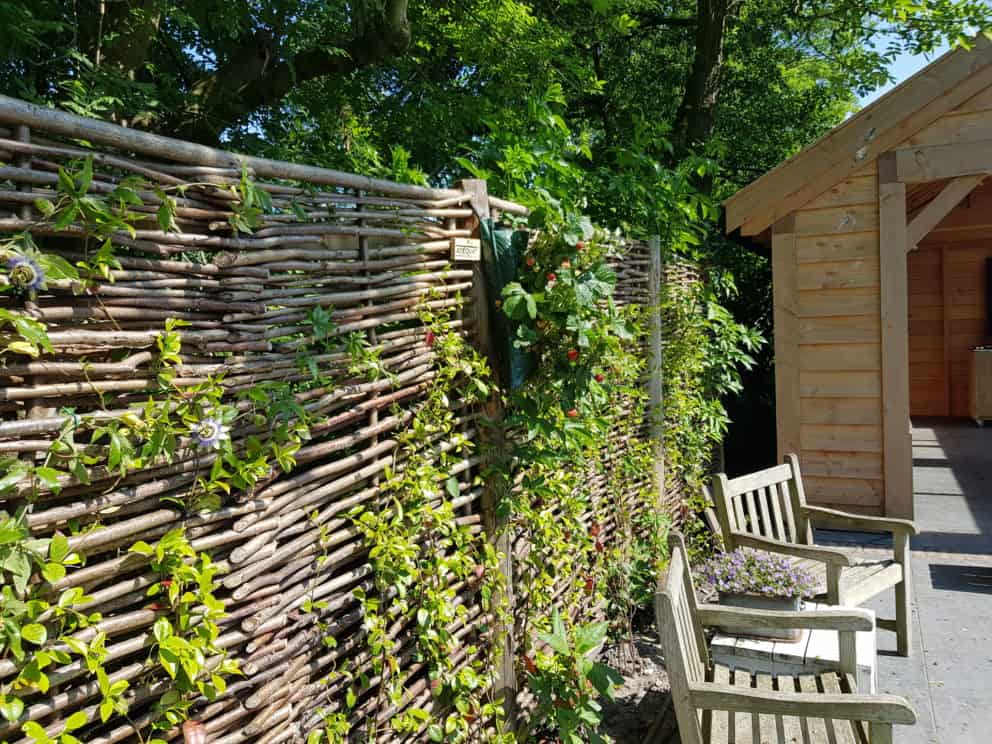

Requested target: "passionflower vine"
[
  {"left": 192, "top": 415, "right": 230, "bottom": 450},
  {"left": 6, "top": 255, "right": 45, "bottom": 292}
]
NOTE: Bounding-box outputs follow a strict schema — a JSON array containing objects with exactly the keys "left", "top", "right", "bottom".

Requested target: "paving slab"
[{"left": 816, "top": 421, "right": 992, "bottom": 744}]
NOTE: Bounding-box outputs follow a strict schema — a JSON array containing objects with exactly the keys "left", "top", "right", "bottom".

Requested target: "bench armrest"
[
  {"left": 689, "top": 682, "right": 916, "bottom": 724},
  {"left": 697, "top": 604, "right": 873, "bottom": 632},
  {"left": 731, "top": 531, "right": 853, "bottom": 567},
  {"left": 802, "top": 505, "right": 920, "bottom": 536}
]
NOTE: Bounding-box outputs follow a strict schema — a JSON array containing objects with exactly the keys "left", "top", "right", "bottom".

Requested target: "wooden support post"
[
  {"left": 458, "top": 178, "right": 517, "bottom": 729},
  {"left": 772, "top": 216, "right": 800, "bottom": 462},
  {"left": 878, "top": 154, "right": 914, "bottom": 520},
  {"left": 647, "top": 236, "right": 665, "bottom": 514}
]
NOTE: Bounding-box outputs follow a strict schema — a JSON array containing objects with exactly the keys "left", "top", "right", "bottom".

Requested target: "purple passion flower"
[
  {"left": 7, "top": 255, "right": 45, "bottom": 291},
  {"left": 192, "top": 416, "right": 230, "bottom": 450}
]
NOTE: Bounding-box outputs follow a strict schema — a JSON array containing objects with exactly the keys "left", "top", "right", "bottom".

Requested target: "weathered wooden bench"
[
  {"left": 711, "top": 455, "right": 919, "bottom": 656},
  {"left": 654, "top": 533, "right": 916, "bottom": 744}
]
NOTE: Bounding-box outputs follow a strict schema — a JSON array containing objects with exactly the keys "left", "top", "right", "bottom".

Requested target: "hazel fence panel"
[{"left": 0, "top": 96, "right": 683, "bottom": 743}]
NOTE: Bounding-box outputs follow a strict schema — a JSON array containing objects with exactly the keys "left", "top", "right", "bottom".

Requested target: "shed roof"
[{"left": 724, "top": 35, "right": 992, "bottom": 237}]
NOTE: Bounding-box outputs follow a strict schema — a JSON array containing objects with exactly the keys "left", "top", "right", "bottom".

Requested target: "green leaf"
[
  {"left": 0, "top": 693, "right": 24, "bottom": 722},
  {"left": 64, "top": 710, "right": 88, "bottom": 732},
  {"left": 37, "top": 254, "right": 79, "bottom": 281},
  {"left": 41, "top": 562, "right": 66, "bottom": 583},
  {"left": 34, "top": 199, "right": 55, "bottom": 217},
  {"left": 34, "top": 467, "right": 62, "bottom": 494},
  {"left": 128, "top": 541, "right": 154, "bottom": 556},
  {"left": 22, "top": 623, "right": 47, "bottom": 645},
  {"left": 574, "top": 620, "right": 608, "bottom": 654},
  {"left": 445, "top": 477, "right": 460, "bottom": 499},
  {"left": 49, "top": 533, "right": 70, "bottom": 563}
]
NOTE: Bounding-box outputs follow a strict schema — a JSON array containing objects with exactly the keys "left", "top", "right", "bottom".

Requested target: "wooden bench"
[
  {"left": 654, "top": 533, "right": 916, "bottom": 744},
  {"left": 711, "top": 455, "right": 919, "bottom": 656}
]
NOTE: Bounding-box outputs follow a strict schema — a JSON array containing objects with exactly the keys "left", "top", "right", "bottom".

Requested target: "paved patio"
[{"left": 819, "top": 421, "right": 992, "bottom": 744}]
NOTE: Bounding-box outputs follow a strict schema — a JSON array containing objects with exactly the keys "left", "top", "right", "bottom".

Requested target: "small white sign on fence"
[{"left": 450, "top": 237, "right": 482, "bottom": 262}]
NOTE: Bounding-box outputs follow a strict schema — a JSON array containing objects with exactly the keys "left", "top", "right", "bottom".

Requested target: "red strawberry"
[
  {"left": 589, "top": 523, "right": 601, "bottom": 538},
  {"left": 584, "top": 576, "right": 595, "bottom": 594},
  {"left": 546, "top": 272, "right": 557, "bottom": 282},
  {"left": 526, "top": 256, "right": 536, "bottom": 267},
  {"left": 594, "top": 538, "right": 604, "bottom": 553},
  {"left": 575, "top": 241, "right": 585, "bottom": 251},
  {"left": 524, "top": 655, "right": 538, "bottom": 674},
  {"left": 160, "top": 579, "right": 173, "bottom": 588},
  {"left": 594, "top": 373, "right": 605, "bottom": 383},
  {"left": 425, "top": 330, "right": 436, "bottom": 347},
  {"left": 566, "top": 408, "right": 579, "bottom": 418},
  {"left": 567, "top": 348, "right": 579, "bottom": 362}
]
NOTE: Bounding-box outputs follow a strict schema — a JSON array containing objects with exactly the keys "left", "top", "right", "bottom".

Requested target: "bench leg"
[
  {"left": 827, "top": 564, "right": 842, "bottom": 605},
  {"left": 869, "top": 722, "right": 894, "bottom": 744},
  {"left": 894, "top": 532, "right": 912, "bottom": 657}
]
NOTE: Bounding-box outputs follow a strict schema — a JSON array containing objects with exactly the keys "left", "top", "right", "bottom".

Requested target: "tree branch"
[{"left": 177, "top": 0, "right": 411, "bottom": 143}]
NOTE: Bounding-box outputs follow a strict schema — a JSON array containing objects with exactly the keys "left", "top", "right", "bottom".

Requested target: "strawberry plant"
[{"left": 526, "top": 609, "right": 623, "bottom": 744}]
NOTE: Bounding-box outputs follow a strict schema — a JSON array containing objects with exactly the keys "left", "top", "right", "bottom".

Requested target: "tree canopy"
[{"left": 4, "top": 1, "right": 989, "bottom": 213}]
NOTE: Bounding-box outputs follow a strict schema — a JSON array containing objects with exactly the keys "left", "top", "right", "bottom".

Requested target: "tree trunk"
[{"left": 673, "top": 0, "right": 730, "bottom": 160}]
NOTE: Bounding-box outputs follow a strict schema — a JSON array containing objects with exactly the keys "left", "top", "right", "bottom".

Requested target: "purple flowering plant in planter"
[{"left": 699, "top": 549, "right": 818, "bottom": 641}]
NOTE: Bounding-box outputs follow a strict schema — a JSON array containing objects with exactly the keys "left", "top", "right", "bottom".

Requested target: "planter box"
[{"left": 718, "top": 593, "right": 803, "bottom": 641}]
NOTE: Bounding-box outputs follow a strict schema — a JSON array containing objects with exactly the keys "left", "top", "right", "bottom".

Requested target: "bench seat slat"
[{"left": 819, "top": 672, "right": 861, "bottom": 744}]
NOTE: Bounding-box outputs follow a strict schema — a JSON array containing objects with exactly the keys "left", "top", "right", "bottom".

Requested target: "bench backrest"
[
  {"left": 711, "top": 453, "right": 813, "bottom": 548},
  {"left": 654, "top": 532, "right": 710, "bottom": 744}
]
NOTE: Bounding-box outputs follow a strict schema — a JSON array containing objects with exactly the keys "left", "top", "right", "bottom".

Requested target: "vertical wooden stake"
[
  {"left": 457, "top": 178, "right": 517, "bottom": 730},
  {"left": 647, "top": 236, "right": 665, "bottom": 512}
]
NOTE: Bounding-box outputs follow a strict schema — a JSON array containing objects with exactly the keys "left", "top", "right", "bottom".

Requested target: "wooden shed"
[{"left": 724, "top": 37, "right": 992, "bottom": 518}]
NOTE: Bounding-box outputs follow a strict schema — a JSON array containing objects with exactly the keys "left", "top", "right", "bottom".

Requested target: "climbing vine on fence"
[
  {"left": 348, "top": 302, "right": 511, "bottom": 743},
  {"left": 0, "top": 138, "right": 756, "bottom": 744}
]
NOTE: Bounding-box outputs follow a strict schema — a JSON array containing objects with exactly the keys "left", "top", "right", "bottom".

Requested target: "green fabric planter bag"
[{"left": 479, "top": 219, "right": 534, "bottom": 390}]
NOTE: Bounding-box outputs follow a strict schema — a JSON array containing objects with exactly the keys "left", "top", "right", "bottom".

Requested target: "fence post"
[
  {"left": 457, "top": 179, "right": 518, "bottom": 731},
  {"left": 648, "top": 236, "right": 665, "bottom": 512}
]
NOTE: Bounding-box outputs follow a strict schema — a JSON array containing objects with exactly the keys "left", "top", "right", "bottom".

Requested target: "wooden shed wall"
[
  {"left": 777, "top": 172, "right": 884, "bottom": 513},
  {"left": 774, "top": 80, "right": 992, "bottom": 515}
]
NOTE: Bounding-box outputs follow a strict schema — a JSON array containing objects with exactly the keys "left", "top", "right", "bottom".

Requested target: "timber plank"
[
  {"left": 798, "top": 288, "right": 880, "bottom": 319},
  {"left": 796, "top": 233, "right": 879, "bottom": 264},
  {"left": 797, "top": 259, "right": 880, "bottom": 291},
  {"left": 794, "top": 206, "right": 879, "bottom": 236},
  {"left": 802, "top": 476, "right": 884, "bottom": 507},
  {"left": 800, "top": 397, "right": 882, "bottom": 426},
  {"left": 800, "top": 343, "right": 881, "bottom": 372},
  {"left": 799, "top": 316, "right": 880, "bottom": 345},
  {"left": 800, "top": 424, "right": 883, "bottom": 454},
  {"left": 800, "top": 371, "right": 881, "bottom": 398}
]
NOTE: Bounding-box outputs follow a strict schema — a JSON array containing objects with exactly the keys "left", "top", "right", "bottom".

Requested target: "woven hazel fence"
[{"left": 0, "top": 95, "right": 678, "bottom": 743}]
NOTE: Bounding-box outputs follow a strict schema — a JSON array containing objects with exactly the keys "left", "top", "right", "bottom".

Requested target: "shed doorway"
[
  {"left": 905, "top": 178, "right": 992, "bottom": 546},
  {"left": 907, "top": 179, "right": 992, "bottom": 420}
]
